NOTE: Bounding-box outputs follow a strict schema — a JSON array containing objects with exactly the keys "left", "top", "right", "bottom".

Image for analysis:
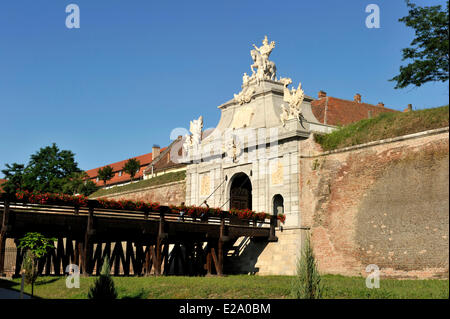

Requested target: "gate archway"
[{"left": 229, "top": 173, "right": 252, "bottom": 210}]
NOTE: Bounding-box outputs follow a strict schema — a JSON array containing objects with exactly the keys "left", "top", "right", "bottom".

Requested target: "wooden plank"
[
  {"left": 54, "top": 238, "right": 65, "bottom": 275},
  {"left": 133, "top": 243, "right": 143, "bottom": 275},
  {"left": 62, "top": 238, "right": 73, "bottom": 272},
  {"left": 92, "top": 242, "right": 103, "bottom": 275},
  {"left": 124, "top": 241, "right": 134, "bottom": 276},
  {"left": 155, "top": 238, "right": 162, "bottom": 276},
  {"left": 210, "top": 246, "right": 220, "bottom": 275},
  {"left": 144, "top": 246, "right": 151, "bottom": 275},
  {"left": 163, "top": 244, "right": 169, "bottom": 275},
  {"left": 217, "top": 218, "right": 225, "bottom": 276},
  {"left": 111, "top": 241, "right": 125, "bottom": 275},
  {"left": 150, "top": 245, "right": 157, "bottom": 274},
  {"left": 83, "top": 206, "right": 94, "bottom": 276},
  {"left": 0, "top": 199, "right": 10, "bottom": 275}
]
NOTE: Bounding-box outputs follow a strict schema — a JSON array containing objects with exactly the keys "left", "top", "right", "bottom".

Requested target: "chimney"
[
  {"left": 318, "top": 90, "right": 327, "bottom": 99},
  {"left": 377, "top": 102, "right": 384, "bottom": 108},
  {"left": 354, "top": 93, "right": 362, "bottom": 103},
  {"left": 152, "top": 145, "right": 160, "bottom": 159},
  {"left": 403, "top": 104, "right": 413, "bottom": 112}
]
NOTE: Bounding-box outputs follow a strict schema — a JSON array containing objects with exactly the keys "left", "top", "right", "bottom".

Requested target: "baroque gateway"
[{"left": 178, "top": 36, "right": 449, "bottom": 278}]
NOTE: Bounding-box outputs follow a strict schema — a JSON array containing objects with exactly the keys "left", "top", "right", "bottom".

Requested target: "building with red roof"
[
  {"left": 310, "top": 91, "right": 398, "bottom": 126},
  {"left": 86, "top": 147, "right": 166, "bottom": 187}
]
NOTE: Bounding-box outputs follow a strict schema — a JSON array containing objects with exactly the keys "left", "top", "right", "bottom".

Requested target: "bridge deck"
[{"left": 0, "top": 194, "right": 278, "bottom": 276}]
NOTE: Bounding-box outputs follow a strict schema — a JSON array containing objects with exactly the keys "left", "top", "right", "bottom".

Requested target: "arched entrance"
[
  {"left": 273, "top": 194, "right": 284, "bottom": 227},
  {"left": 229, "top": 173, "right": 252, "bottom": 210},
  {"left": 272, "top": 194, "right": 284, "bottom": 216}
]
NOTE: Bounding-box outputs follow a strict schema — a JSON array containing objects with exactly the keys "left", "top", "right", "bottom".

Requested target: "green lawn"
[
  {"left": 1, "top": 275, "right": 448, "bottom": 299},
  {"left": 314, "top": 105, "right": 449, "bottom": 151},
  {"left": 89, "top": 170, "right": 186, "bottom": 198}
]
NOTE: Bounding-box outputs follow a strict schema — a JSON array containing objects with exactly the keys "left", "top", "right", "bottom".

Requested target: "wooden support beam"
[
  {"left": 154, "top": 210, "right": 166, "bottom": 276},
  {"left": 75, "top": 241, "right": 82, "bottom": 269},
  {"left": 149, "top": 245, "right": 157, "bottom": 274},
  {"left": 205, "top": 249, "right": 212, "bottom": 275},
  {"left": 217, "top": 218, "right": 225, "bottom": 276},
  {"left": 210, "top": 246, "right": 222, "bottom": 276},
  {"left": 133, "top": 243, "right": 143, "bottom": 276},
  {"left": 124, "top": 241, "right": 134, "bottom": 276},
  {"left": 92, "top": 242, "right": 103, "bottom": 275},
  {"left": 54, "top": 238, "right": 65, "bottom": 275},
  {"left": 82, "top": 205, "right": 94, "bottom": 276},
  {"left": 268, "top": 215, "right": 278, "bottom": 242},
  {"left": 63, "top": 238, "right": 73, "bottom": 272},
  {"left": 163, "top": 244, "right": 169, "bottom": 275},
  {"left": 155, "top": 238, "right": 162, "bottom": 276},
  {"left": 0, "top": 198, "right": 10, "bottom": 275},
  {"left": 144, "top": 245, "right": 152, "bottom": 275}
]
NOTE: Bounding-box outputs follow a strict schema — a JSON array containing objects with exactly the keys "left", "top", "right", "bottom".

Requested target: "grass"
[
  {"left": 90, "top": 170, "right": 186, "bottom": 198},
  {"left": 314, "top": 105, "right": 449, "bottom": 152},
  {"left": 1, "top": 275, "right": 448, "bottom": 299}
]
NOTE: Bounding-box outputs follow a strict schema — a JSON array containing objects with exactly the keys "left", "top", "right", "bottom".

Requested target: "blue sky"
[{"left": 0, "top": 0, "right": 448, "bottom": 175}]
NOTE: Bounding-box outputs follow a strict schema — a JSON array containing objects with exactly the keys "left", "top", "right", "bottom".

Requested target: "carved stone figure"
[
  {"left": 280, "top": 104, "right": 290, "bottom": 126},
  {"left": 279, "top": 78, "right": 305, "bottom": 126},
  {"left": 252, "top": 35, "right": 275, "bottom": 66},
  {"left": 242, "top": 72, "right": 250, "bottom": 86},
  {"left": 234, "top": 86, "right": 255, "bottom": 105},
  {"left": 223, "top": 135, "right": 241, "bottom": 163},
  {"left": 250, "top": 36, "right": 277, "bottom": 83},
  {"left": 183, "top": 115, "right": 203, "bottom": 154}
]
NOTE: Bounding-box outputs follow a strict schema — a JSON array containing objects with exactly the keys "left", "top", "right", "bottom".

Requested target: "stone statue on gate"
[
  {"left": 183, "top": 115, "right": 203, "bottom": 155},
  {"left": 279, "top": 77, "right": 305, "bottom": 126},
  {"left": 250, "top": 35, "right": 277, "bottom": 83}
]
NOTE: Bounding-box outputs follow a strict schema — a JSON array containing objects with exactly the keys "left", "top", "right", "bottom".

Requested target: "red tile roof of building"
[
  {"left": 143, "top": 137, "right": 186, "bottom": 175},
  {"left": 85, "top": 149, "right": 166, "bottom": 186},
  {"left": 311, "top": 95, "right": 398, "bottom": 126}
]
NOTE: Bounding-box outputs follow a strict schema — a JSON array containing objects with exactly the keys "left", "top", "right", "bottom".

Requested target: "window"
[{"left": 118, "top": 171, "right": 122, "bottom": 177}]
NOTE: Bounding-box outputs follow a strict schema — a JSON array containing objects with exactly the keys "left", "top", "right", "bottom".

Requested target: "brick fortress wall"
[{"left": 297, "top": 128, "right": 449, "bottom": 279}]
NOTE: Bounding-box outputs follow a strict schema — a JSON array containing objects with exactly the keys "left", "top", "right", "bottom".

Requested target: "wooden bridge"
[{"left": 0, "top": 194, "right": 278, "bottom": 277}]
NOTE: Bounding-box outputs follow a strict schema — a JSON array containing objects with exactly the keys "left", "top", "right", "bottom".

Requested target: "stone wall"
[
  {"left": 80, "top": 129, "right": 450, "bottom": 279},
  {"left": 93, "top": 180, "right": 186, "bottom": 206},
  {"left": 225, "top": 229, "right": 306, "bottom": 275},
  {"left": 297, "top": 128, "right": 449, "bottom": 279}
]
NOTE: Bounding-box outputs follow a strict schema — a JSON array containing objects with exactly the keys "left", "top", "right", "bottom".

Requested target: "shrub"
[
  {"left": 291, "top": 233, "right": 323, "bottom": 299},
  {"left": 22, "top": 250, "right": 37, "bottom": 285},
  {"left": 88, "top": 256, "right": 117, "bottom": 299}
]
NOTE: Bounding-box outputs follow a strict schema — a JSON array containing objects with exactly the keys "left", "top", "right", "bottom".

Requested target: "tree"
[
  {"left": 62, "top": 172, "right": 99, "bottom": 196},
  {"left": 122, "top": 158, "right": 141, "bottom": 181},
  {"left": 97, "top": 166, "right": 115, "bottom": 186},
  {"left": 1, "top": 143, "right": 81, "bottom": 194},
  {"left": 79, "top": 179, "right": 99, "bottom": 196},
  {"left": 390, "top": 0, "right": 449, "bottom": 89},
  {"left": 18, "top": 232, "right": 56, "bottom": 297},
  {"left": 291, "top": 233, "right": 323, "bottom": 299},
  {"left": 88, "top": 256, "right": 117, "bottom": 299},
  {"left": 1, "top": 163, "right": 25, "bottom": 193}
]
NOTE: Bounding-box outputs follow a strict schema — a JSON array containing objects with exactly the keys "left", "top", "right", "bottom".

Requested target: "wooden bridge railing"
[{"left": 0, "top": 193, "right": 278, "bottom": 277}]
